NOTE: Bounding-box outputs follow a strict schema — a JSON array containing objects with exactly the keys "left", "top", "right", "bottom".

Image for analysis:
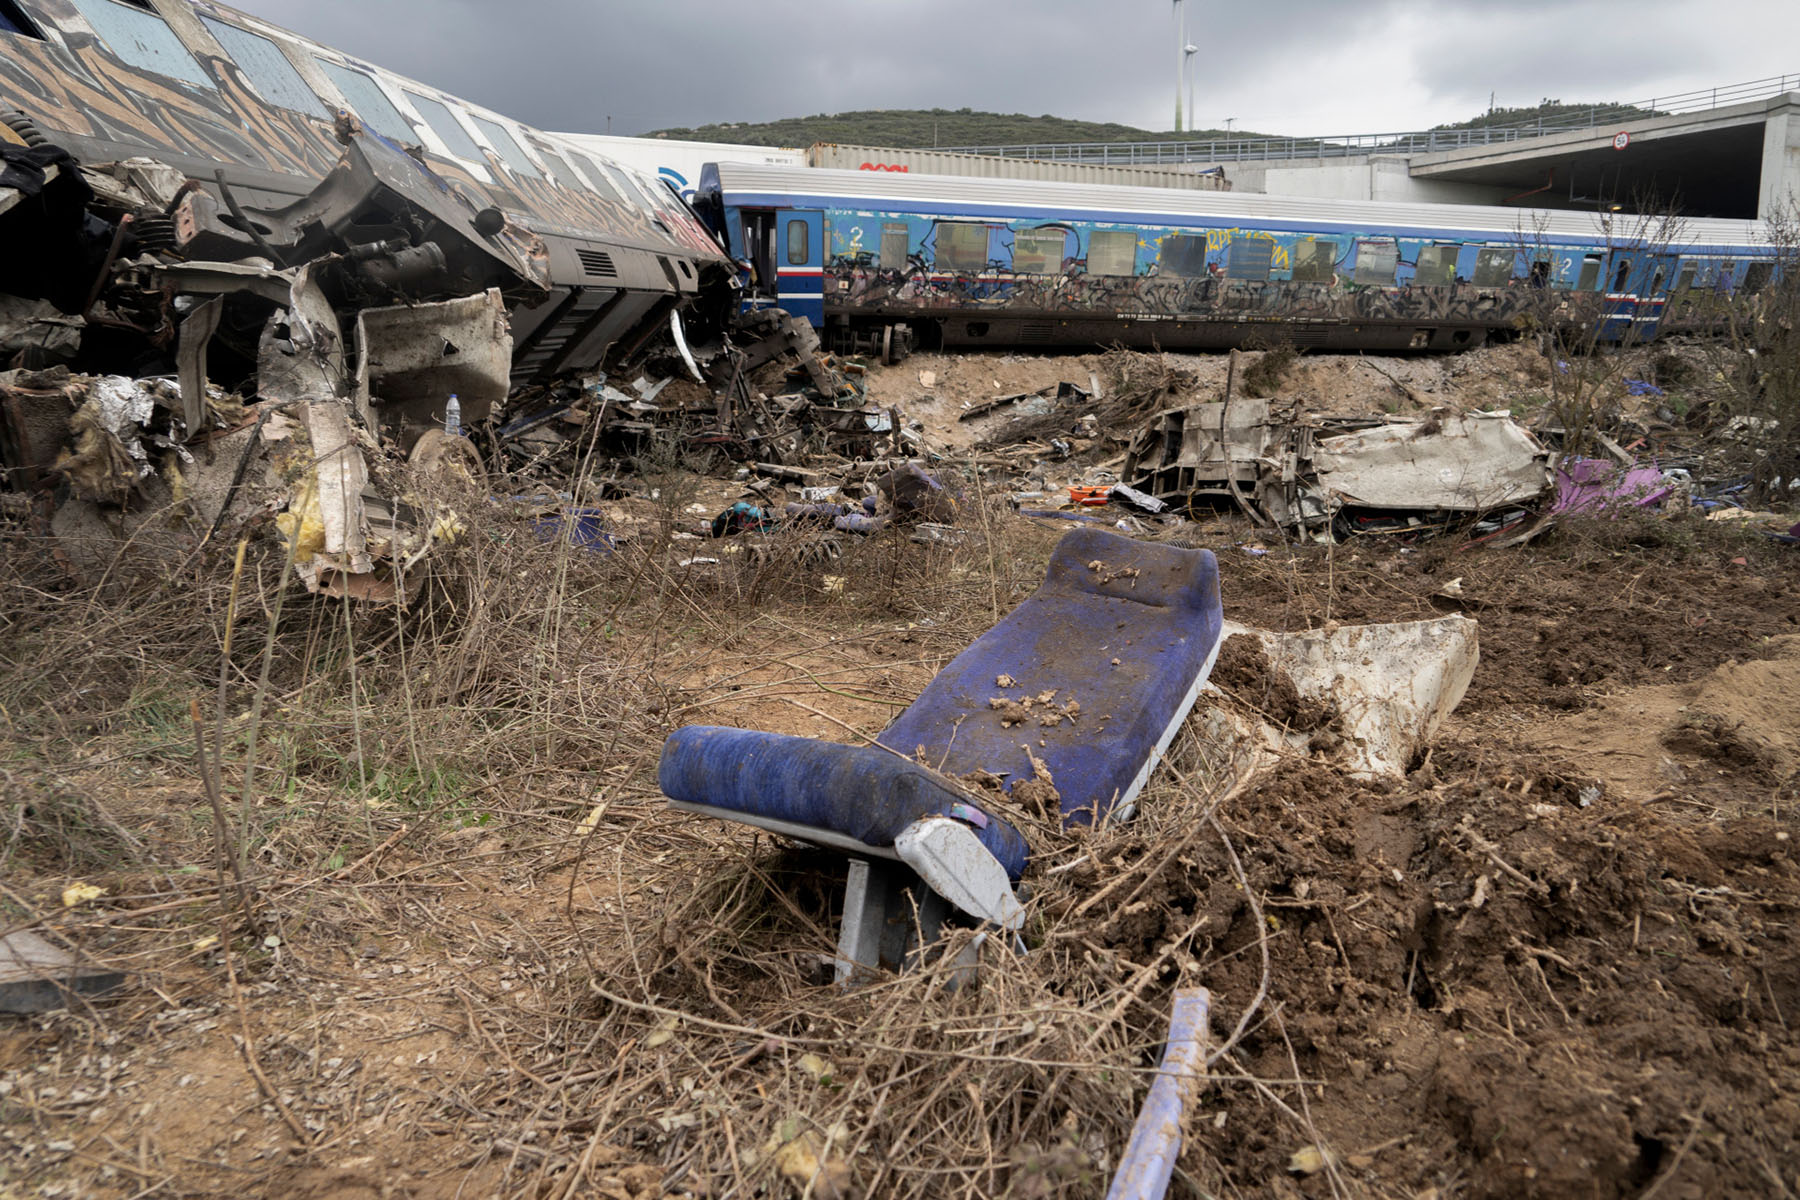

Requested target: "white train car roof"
[
  {"left": 556, "top": 133, "right": 803, "bottom": 179},
  {"left": 710, "top": 163, "right": 1770, "bottom": 253}
]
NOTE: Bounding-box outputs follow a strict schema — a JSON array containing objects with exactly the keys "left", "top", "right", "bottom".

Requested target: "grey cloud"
[{"left": 227, "top": 0, "right": 1793, "bottom": 138}]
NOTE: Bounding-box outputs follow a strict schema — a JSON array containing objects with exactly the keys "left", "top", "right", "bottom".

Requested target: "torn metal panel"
[
  {"left": 175, "top": 296, "right": 224, "bottom": 436},
  {"left": 155, "top": 260, "right": 296, "bottom": 306},
  {"left": 1312, "top": 414, "right": 1551, "bottom": 512},
  {"left": 1125, "top": 398, "right": 1285, "bottom": 497},
  {"left": 281, "top": 400, "right": 372, "bottom": 591},
  {"left": 0, "top": 930, "right": 126, "bottom": 1013},
  {"left": 352, "top": 289, "right": 510, "bottom": 447},
  {"left": 255, "top": 263, "right": 348, "bottom": 409},
  {"left": 177, "top": 133, "right": 551, "bottom": 298}
]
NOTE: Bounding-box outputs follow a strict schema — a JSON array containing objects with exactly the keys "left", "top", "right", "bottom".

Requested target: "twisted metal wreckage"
[{"left": 0, "top": 125, "right": 889, "bottom": 601}]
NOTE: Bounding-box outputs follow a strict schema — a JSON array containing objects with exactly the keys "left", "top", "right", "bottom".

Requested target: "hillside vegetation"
[
  {"left": 643, "top": 107, "right": 1246, "bottom": 148},
  {"left": 645, "top": 97, "right": 1666, "bottom": 148},
  {"left": 1433, "top": 97, "right": 1663, "bottom": 132}
]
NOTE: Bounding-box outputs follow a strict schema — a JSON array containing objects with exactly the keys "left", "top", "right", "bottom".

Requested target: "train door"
[
  {"left": 775, "top": 208, "right": 825, "bottom": 326},
  {"left": 739, "top": 208, "right": 779, "bottom": 309},
  {"left": 1636, "top": 252, "right": 1678, "bottom": 341}
]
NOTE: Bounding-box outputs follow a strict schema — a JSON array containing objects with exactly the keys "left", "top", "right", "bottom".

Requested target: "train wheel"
[{"left": 881, "top": 324, "right": 893, "bottom": 365}]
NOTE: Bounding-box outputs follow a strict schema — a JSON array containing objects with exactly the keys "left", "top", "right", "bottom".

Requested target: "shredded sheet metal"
[{"left": 1313, "top": 414, "right": 1551, "bottom": 511}]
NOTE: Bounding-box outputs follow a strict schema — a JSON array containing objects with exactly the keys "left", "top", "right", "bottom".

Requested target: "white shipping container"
[
  {"left": 553, "top": 132, "right": 805, "bottom": 202},
  {"left": 804, "top": 143, "right": 1230, "bottom": 191}
]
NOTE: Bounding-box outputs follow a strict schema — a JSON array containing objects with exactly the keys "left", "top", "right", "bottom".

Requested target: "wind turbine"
[
  {"left": 1184, "top": 42, "right": 1198, "bottom": 137},
  {"left": 1172, "top": 0, "right": 1185, "bottom": 133}
]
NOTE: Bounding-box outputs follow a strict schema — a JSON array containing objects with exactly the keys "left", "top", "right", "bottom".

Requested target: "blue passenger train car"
[{"left": 694, "top": 163, "right": 1774, "bottom": 353}]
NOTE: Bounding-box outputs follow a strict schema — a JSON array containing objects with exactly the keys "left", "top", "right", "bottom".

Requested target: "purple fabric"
[{"left": 1553, "top": 458, "right": 1672, "bottom": 514}]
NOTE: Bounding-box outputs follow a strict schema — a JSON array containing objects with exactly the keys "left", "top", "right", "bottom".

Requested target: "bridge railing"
[{"left": 938, "top": 73, "right": 1800, "bottom": 166}]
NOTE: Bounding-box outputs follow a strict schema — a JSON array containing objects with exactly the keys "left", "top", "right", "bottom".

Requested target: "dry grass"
[{"left": 0, "top": 456, "right": 1351, "bottom": 1199}]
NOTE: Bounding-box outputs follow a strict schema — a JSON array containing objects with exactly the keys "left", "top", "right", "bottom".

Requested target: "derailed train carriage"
[
  {"left": 0, "top": 0, "right": 737, "bottom": 598},
  {"left": 694, "top": 163, "right": 1775, "bottom": 355},
  {"left": 1, "top": 0, "right": 735, "bottom": 389}
]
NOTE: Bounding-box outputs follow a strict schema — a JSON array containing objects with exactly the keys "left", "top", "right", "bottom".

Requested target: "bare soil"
[{"left": 3, "top": 346, "right": 1798, "bottom": 1199}]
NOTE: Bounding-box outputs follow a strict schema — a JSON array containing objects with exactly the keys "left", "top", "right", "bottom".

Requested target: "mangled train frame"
[{"left": 1, "top": 0, "right": 740, "bottom": 596}]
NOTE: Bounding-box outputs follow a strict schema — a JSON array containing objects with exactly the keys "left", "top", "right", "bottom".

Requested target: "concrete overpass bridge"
[{"left": 943, "top": 75, "right": 1800, "bottom": 218}]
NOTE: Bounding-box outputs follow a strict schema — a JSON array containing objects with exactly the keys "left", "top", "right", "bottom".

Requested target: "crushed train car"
[{"left": 0, "top": 0, "right": 749, "bottom": 599}]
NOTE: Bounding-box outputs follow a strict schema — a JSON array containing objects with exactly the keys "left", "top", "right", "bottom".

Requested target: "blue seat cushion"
[
  {"left": 878, "top": 527, "right": 1221, "bottom": 825},
  {"left": 658, "top": 527, "right": 1223, "bottom": 876},
  {"left": 658, "top": 726, "right": 1030, "bottom": 879}
]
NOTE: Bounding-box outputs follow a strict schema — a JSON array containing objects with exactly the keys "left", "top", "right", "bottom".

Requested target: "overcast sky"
[{"left": 229, "top": 0, "right": 1797, "bottom": 139}]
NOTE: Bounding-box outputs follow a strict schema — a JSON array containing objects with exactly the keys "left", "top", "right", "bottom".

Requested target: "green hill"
[
  {"left": 645, "top": 97, "right": 1667, "bottom": 151},
  {"left": 1432, "top": 97, "right": 1663, "bottom": 132},
  {"left": 643, "top": 108, "right": 1256, "bottom": 149}
]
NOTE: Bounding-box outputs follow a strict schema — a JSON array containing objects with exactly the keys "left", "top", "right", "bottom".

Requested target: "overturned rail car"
[
  {"left": 694, "top": 163, "right": 1775, "bottom": 353},
  {"left": 0, "top": 0, "right": 734, "bottom": 386}
]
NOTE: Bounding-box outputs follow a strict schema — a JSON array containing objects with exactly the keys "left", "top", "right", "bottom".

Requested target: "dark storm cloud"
[{"left": 226, "top": 0, "right": 1792, "bottom": 138}]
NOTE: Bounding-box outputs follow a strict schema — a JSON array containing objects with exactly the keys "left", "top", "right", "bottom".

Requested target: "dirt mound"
[
  {"left": 1211, "top": 632, "right": 1336, "bottom": 731},
  {"left": 1168, "top": 758, "right": 1800, "bottom": 1198}
]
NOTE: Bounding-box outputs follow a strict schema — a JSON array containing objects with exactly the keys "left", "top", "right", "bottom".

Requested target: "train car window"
[
  {"left": 1291, "top": 238, "right": 1336, "bottom": 283},
  {"left": 1157, "top": 234, "right": 1208, "bottom": 277},
  {"left": 70, "top": 0, "right": 214, "bottom": 87},
  {"left": 880, "top": 223, "right": 910, "bottom": 270},
  {"left": 539, "top": 150, "right": 581, "bottom": 191},
  {"left": 936, "top": 224, "right": 989, "bottom": 272},
  {"left": 1088, "top": 230, "right": 1138, "bottom": 277},
  {"left": 1414, "top": 245, "right": 1457, "bottom": 286},
  {"left": 1612, "top": 258, "right": 1633, "bottom": 292},
  {"left": 1673, "top": 264, "right": 1696, "bottom": 292},
  {"left": 1744, "top": 262, "right": 1773, "bottom": 291},
  {"left": 314, "top": 60, "right": 414, "bottom": 142},
  {"left": 1715, "top": 260, "right": 1736, "bottom": 290},
  {"left": 786, "top": 219, "right": 809, "bottom": 265},
  {"left": 0, "top": 1, "right": 44, "bottom": 38},
  {"left": 201, "top": 20, "right": 320, "bottom": 113},
  {"left": 569, "top": 153, "right": 627, "bottom": 205},
  {"left": 638, "top": 172, "right": 685, "bottom": 216},
  {"left": 1353, "top": 240, "right": 1397, "bottom": 285},
  {"left": 469, "top": 115, "right": 541, "bottom": 178},
  {"left": 1012, "top": 229, "right": 1066, "bottom": 275},
  {"left": 1576, "top": 254, "right": 1603, "bottom": 291},
  {"left": 1227, "top": 236, "right": 1273, "bottom": 281},
  {"left": 602, "top": 163, "right": 647, "bottom": 206},
  {"left": 1473, "top": 247, "right": 1515, "bottom": 287},
  {"left": 404, "top": 92, "right": 484, "bottom": 161}
]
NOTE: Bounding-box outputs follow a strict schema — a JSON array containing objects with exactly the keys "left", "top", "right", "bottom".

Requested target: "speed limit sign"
[{"left": 1612, "top": 130, "right": 1630, "bottom": 151}]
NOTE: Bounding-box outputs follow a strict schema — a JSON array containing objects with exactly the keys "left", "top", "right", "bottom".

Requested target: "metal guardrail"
[{"left": 939, "top": 73, "right": 1800, "bottom": 166}]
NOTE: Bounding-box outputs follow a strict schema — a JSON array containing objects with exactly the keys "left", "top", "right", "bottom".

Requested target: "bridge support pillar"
[{"left": 1759, "top": 100, "right": 1800, "bottom": 219}]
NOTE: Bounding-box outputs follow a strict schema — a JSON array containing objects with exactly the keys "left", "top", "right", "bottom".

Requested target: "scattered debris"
[
  {"left": 0, "top": 930, "right": 125, "bottom": 1013},
  {"left": 1126, "top": 399, "right": 1552, "bottom": 542}
]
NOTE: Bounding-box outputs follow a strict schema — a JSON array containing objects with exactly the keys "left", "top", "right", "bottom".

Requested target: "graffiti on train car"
[{"left": 820, "top": 212, "right": 1544, "bottom": 330}]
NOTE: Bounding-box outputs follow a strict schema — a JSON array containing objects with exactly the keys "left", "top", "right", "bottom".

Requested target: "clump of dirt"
[
  {"left": 1212, "top": 632, "right": 1336, "bottom": 731},
  {"left": 1240, "top": 344, "right": 1299, "bottom": 398}
]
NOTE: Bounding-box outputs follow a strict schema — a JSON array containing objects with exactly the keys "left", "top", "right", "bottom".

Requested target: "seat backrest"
[{"left": 878, "top": 528, "right": 1222, "bottom": 826}]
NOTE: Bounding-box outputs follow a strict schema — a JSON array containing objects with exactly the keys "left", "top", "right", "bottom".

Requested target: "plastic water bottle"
[{"left": 444, "top": 393, "right": 460, "bottom": 436}]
